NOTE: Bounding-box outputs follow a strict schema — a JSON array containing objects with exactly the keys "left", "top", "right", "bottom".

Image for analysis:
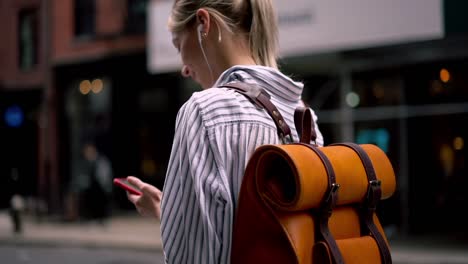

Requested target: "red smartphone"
[{"left": 113, "top": 178, "right": 142, "bottom": 195}]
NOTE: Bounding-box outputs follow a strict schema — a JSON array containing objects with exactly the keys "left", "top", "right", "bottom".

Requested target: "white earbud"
[
  {"left": 197, "top": 24, "right": 203, "bottom": 45},
  {"left": 196, "top": 22, "right": 215, "bottom": 86}
]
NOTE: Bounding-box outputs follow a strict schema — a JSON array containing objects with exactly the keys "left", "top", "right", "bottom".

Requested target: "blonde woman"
[{"left": 126, "top": 0, "right": 324, "bottom": 263}]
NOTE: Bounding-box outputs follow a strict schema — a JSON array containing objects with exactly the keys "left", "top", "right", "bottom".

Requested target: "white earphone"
[
  {"left": 196, "top": 22, "right": 214, "bottom": 86},
  {"left": 197, "top": 24, "right": 203, "bottom": 45}
]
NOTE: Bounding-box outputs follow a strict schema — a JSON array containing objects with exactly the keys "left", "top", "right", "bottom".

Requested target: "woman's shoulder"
[
  {"left": 180, "top": 86, "right": 263, "bottom": 127},
  {"left": 188, "top": 86, "right": 246, "bottom": 111}
]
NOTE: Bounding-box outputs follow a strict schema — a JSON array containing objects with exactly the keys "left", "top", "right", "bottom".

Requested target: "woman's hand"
[{"left": 126, "top": 176, "right": 162, "bottom": 220}]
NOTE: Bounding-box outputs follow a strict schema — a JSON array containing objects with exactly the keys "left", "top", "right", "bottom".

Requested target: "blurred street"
[
  {"left": 0, "top": 245, "right": 165, "bottom": 264},
  {"left": 0, "top": 210, "right": 161, "bottom": 251},
  {"left": 1, "top": 210, "right": 468, "bottom": 264}
]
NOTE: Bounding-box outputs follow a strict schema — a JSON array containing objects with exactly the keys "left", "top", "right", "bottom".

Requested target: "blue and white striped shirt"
[{"left": 160, "top": 65, "right": 324, "bottom": 264}]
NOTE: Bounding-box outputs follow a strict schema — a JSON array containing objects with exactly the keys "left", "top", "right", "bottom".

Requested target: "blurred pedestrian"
[
  {"left": 79, "top": 141, "right": 113, "bottom": 224},
  {"left": 126, "top": 0, "right": 324, "bottom": 263},
  {"left": 9, "top": 193, "right": 24, "bottom": 234},
  {"left": 8, "top": 167, "right": 24, "bottom": 234}
]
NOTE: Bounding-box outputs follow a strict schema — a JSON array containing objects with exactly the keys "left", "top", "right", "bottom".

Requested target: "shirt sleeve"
[{"left": 160, "top": 96, "right": 230, "bottom": 264}]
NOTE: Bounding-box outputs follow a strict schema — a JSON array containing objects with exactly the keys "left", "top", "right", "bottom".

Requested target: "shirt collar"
[{"left": 213, "top": 65, "right": 304, "bottom": 102}]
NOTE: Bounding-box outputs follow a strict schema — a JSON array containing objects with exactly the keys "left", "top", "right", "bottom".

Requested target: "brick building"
[{"left": 0, "top": 0, "right": 180, "bottom": 215}]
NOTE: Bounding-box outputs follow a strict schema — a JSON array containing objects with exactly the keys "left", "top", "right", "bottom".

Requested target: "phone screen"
[{"left": 113, "top": 178, "right": 142, "bottom": 195}]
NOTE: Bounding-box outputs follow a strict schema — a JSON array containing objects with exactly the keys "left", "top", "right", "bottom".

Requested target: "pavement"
[
  {"left": 0, "top": 210, "right": 162, "bottom": 252},
  {"left": 1, "top": 210, "right": 468, "bottom": 263}
]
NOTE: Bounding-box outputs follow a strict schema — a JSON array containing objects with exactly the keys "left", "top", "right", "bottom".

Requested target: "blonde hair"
[{"left": 168, "top": 0, "right": 279, "bottom": 68}]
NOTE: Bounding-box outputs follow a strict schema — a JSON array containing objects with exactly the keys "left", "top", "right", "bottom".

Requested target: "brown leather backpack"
[{"left": 222, "top": 82, "right": 396, "bottom": 264}]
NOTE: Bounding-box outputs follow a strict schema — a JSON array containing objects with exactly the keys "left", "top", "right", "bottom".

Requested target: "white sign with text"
[{"left": 148, "top": 0, "right": 444, "bottom": 73}]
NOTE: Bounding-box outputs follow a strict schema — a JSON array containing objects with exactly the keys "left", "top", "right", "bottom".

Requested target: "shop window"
[
  {"left": 303, "top": 76, "right": 341, "bottom": 110},
  {"left": 352, "top": 71, "right": 404, "bottom": 108},
  {"left": 405, "top": 61, "right": 468, "bottom": 105},
  {"left": 125, "top": 0, "right": 148, "bottom": 34},
  {"left": 75, "top": 0, "right": 95, "bottom": 37},
  {"left": 18, "top": 9, "right": 38, "bottom": 71}
]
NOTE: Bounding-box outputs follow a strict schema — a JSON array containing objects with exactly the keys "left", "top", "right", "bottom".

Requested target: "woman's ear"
[{"left": 196, "top": 8, "right": 211, "bottom": 35}]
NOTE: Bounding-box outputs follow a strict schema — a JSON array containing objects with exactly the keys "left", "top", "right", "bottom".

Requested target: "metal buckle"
[
  {"left": 280, "top": 133, "right": 294, "bottom": 144},
  {"left": 366, "top": 180, "right": 381, "bottom": 210},
  {"left": 325, "top": 183, "right": 340, "bottom": 204},
  {"left": 319, "top": 183, "right": 340, "bottom": 217}
]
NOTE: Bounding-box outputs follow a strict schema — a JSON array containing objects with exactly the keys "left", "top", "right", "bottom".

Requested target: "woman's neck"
[{"left": 210, "top": 38, "right": 257, "bottom": 80}]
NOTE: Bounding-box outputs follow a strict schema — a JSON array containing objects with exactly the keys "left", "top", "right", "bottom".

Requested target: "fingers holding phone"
[
  {"left": 113, "top": 177, "right": 142, "bottom": 195},
  {"left": 124, "top": 176, "right": 162, "bottom": 220}
]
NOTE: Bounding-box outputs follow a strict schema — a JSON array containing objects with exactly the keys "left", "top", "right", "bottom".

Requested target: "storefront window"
[
  {"left": 65, "top": 77, "right": 112, "bottom": 191},
  {"left": 405, "top": 61, "right": 468, "bottom": 105},
  {"left": 407, "top": 113, "right": 467, "bottom": 235},
  {"left": 303, "top": 76, "right": 341, "bottom": 110},
  {"left": 352, "top": 72, "right": 404, "bottom": 107}
]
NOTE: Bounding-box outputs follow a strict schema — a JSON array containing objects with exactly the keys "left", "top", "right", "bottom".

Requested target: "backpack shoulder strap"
[
  {"left": 221, "top": 82, "right": 293, "bottom": 143},
  {"left": 294, "top": 106, "right": 317, "bottom": 144}
]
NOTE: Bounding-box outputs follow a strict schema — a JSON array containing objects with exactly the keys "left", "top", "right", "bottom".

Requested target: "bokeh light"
[
  {"left": 453, "top": 136, "right": 464, "bottom": 150},
  {"left": 91, "top": 79, "right": 103, "bottom": 94},
  {"left": 346, "top": 92, "right": 360, "bottom": 108},
  {"left": 440, "top": 68, "right": 450, "bottom": 83},
  {"left": 79, "top": 80, "right": 91, "bottom": 95}
]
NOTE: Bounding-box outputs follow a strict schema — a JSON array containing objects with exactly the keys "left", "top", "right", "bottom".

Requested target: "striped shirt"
[{"left": 160, "top": 65, "right": 324, "bottom": 264}]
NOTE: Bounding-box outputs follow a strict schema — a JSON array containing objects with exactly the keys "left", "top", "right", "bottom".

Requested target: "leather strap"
[
  {"left": 301, "top": 143, "right": 344, "bottom": 264},
  {"left": 294, "top": 107, "right": 317, "bottom": 144},
  {"left": 221, "top": 82, "right": 292, "bottom": 142},
  {"left": 332, "top": 143, "right": 393, "bottom": 264}
]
